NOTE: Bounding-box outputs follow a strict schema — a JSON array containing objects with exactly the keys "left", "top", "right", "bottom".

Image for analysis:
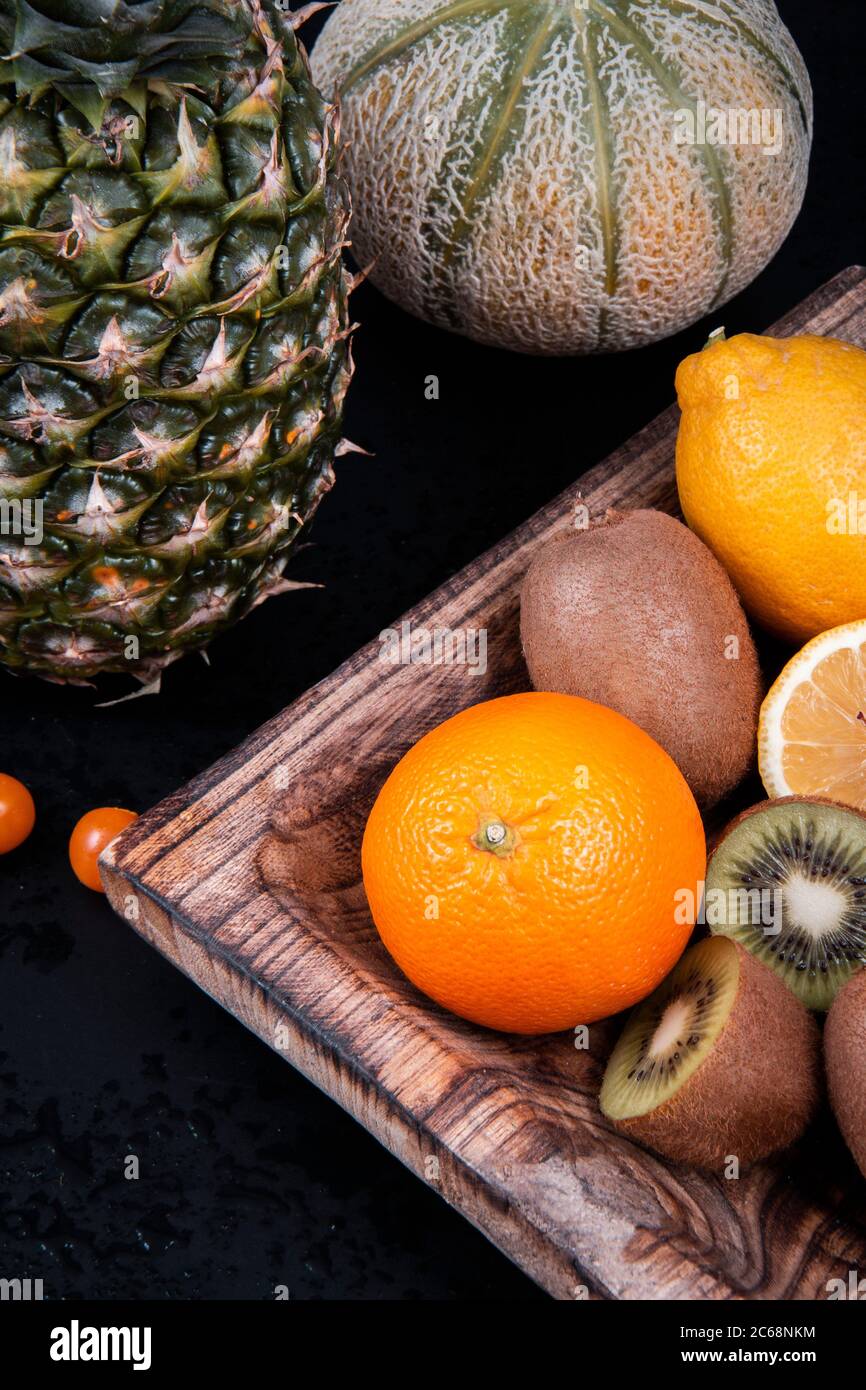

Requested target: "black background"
[{"left": 1, "top": 0, "right": 864, "bottom": 1301}]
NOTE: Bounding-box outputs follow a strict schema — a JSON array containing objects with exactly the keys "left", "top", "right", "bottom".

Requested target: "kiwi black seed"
[
  {"left": 706, "top": 797, "right": 866, "bottom": 1011},
  {"left": 599, "top": 936, "right": 819, "bottom": 1170},
  {"left": 824, "top": 970, "right": 866, "bottom": 1181}
]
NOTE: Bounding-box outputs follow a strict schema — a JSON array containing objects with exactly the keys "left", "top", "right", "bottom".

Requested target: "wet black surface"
[{"left": 1, "top": 1, "right": 864, "bottom": 1300}]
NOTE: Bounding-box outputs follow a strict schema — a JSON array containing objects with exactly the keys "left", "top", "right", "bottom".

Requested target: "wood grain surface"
[{"left": 102, "top": 266, "right": 866, "bottom": 1301}]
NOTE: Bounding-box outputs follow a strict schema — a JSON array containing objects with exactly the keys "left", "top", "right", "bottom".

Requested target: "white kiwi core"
[
  {"left": 649, "top": 1000, "right": 693, "bottom": 1058},
  {"left": 783, "top": 872, "right": 849, "bottom": 938},
  {"left": 600, "top": 938, "right": 739, "bottom": 1121}
]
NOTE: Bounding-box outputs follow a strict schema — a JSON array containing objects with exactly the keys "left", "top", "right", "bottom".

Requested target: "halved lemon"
[{"left": 759, "top": 620, "right": 866, "bottom": 810}]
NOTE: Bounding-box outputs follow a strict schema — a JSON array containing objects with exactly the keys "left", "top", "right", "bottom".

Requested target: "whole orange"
[{"left": 361, "top": 693, "right": 705, "bottom": 1033}]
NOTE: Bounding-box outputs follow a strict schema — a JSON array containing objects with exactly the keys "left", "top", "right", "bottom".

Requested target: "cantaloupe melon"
[{"left": 312, "top": 0, "right": 813, "bottom": 355}]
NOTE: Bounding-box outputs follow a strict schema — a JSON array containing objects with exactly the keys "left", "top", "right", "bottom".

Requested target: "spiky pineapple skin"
[{"left": 0, "top": 0, "right": 354, "bottom": 683}]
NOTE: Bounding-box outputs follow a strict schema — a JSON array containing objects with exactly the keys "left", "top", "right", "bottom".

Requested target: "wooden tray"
[{"left": 102, "top": 266, "right": 866, "bottom": 1301}]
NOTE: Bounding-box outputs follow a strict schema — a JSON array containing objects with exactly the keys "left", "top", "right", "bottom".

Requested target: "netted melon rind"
[{"left": 312, "top": 0, "right": 813, "bottom": 354}]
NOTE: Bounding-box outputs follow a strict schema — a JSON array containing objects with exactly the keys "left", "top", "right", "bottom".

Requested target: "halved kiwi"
[
  {"left": 706, "top": 797, "right": 866, "bottom": 1011},
  {"left": 599, "top": 937, "right": 819, "bottom": 1169}
]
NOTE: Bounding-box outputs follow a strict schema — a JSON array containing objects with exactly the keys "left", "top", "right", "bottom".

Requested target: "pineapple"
[{"left": 0, "top": 0, "right": 355, "bottom": 683}]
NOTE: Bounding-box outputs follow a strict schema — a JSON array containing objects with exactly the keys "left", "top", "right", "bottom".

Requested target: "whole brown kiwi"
[
  {"left": 825, "top": 971, "right": 866, "bottom": 1181},
  {"left": 520, "top": 509, "right": 762, "bottom": 808}
]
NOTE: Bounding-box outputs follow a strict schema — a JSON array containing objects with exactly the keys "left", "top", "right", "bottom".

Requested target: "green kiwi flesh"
[
  {"left": 824, "top": 971, "right": 866, "bottom": 1181},
  {"left": 706, "top": 798, "right": 866, "bottom": 1011},
  {"left": 600, "top": 936, "right": 819, "bottom": 1169},
  {"left": 600, "top": 937, "right": 738, "bottom": 1120}
]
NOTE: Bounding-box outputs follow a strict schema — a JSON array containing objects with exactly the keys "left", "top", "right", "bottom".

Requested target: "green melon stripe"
[
  {"left": 589, "top": 0, "right": 734, "bottom": 310},
  {"left": 416, "top": 5, "right": 562, "bottom": 329},
  {"left": 578, "top": 14, "right": 618, "bottom": 348},
  {"left": 338, "top": 0, "right": 523, "bottom": 94},
  {"left": 426, "top": 7, "right": 559, "bottom": 297},
  {"left": 659, "top": 0, "right": 811, "bottom": 133}
]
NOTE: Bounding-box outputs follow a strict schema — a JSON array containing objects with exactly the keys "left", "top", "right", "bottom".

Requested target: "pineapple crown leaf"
[{"left": 0, "top": 0, "right": 291, "bottom": 100}]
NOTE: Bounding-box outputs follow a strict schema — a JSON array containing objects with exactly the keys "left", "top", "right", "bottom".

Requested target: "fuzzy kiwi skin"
[
  {"left": 825, "top": 971, "right": 866, "bottom": 1181},
  {"left": 608, "top": 944, "right": 820, "bottom": 1170},
  {"left": 520, "top": 509, "right": 761, "bottom": 809}
]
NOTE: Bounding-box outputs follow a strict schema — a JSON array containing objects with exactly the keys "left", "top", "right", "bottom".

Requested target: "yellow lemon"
[{"left": 676, "top": 332, "right": 866, "bottom": 643}]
